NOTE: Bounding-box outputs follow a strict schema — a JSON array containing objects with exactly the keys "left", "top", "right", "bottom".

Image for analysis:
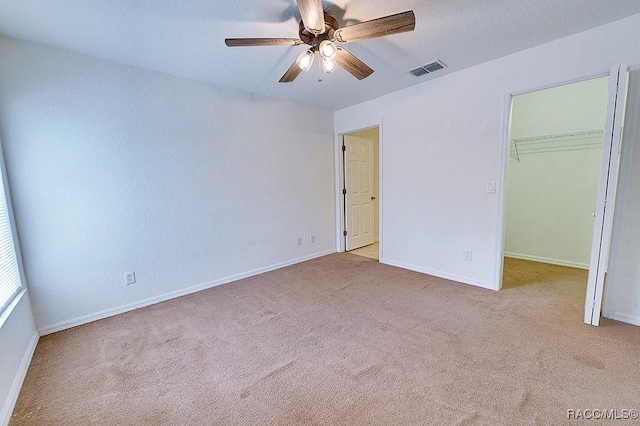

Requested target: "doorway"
[
  {"left": 341, "top": 127, "right": 380, "bottom": 260},
  {"left": 501, "top": 69, "right": 628, "bottom": 325}
]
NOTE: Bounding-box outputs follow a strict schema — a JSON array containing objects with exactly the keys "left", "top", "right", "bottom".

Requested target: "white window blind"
[{"left": 0, "top": 165, "right": 21, "bottom": 314}]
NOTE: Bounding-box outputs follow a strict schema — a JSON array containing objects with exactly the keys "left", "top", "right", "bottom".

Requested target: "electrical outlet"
[
  {"left": 463, "top": 250, "right": 473, "bottom": 261},
  {"left": 125, "top": 271, "right": 136, "bottom": 285},
  {"left": 296, "top": 237, "right": 303, "bottom": 246},
  {"left": 487, "top": 181, "right": 496, "bottom": 193},
  {"left": 310, "top": 235, "right": 316, "bottom": 243}
]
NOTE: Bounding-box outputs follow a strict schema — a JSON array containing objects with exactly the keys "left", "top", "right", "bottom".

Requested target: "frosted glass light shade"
[
  {"left": 322, "top": 58, "right": 337, "bottom": 74},
  {"left": 296, "top": 49, "right": 315, "bottom": 72},
  {"left": 319, "top": 40, "right": 337, "bottom": 60}
]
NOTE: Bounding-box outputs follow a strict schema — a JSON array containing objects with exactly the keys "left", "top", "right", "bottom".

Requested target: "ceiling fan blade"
[
  {"left": 279, "top": 61, "right": 303, "bottom": 83},
  {"left": 334, "top": 10, "right": 415, "bottom": 43},
  {"left": 334, "top": 47, "right": 374, "bottom": 80},
  {"left": 296, "top": 0, "right": 325, "bottom": 34},
  {"left": 225, "top": 38, "right": 304, "bottom": 47}
]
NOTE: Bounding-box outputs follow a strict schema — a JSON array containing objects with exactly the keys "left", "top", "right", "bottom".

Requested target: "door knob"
[{"left": 371, "top": 196, "right": 376, "bottom": 200}]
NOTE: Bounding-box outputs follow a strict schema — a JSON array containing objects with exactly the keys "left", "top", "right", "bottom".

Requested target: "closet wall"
[{"left": 505, "top": 77, "right": 609, "bottom": 268}]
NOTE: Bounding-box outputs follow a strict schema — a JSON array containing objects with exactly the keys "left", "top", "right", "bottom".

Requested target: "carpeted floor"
[{"left": 10, "top": 254, "right": 640, "bottom": 425}]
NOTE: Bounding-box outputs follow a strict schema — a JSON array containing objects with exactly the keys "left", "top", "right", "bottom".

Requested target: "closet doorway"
[
  {"left": 342, "top": 127, "right": 380, "bottom": 260},
  {"left": 501, "top": 69, "right": 628, "bottom": 325}
]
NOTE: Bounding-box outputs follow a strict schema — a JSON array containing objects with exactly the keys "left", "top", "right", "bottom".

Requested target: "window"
[{"left": 0, "top": 147, "right": 22, "bottom": 314}]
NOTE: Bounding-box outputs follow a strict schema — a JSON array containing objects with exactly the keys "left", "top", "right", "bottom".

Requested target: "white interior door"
[
  {"left": 344, "top": 135, "right": 375, "bottom": 251},
  {"left": 585, "top": 64, "right": 628, "bottom": 326}
]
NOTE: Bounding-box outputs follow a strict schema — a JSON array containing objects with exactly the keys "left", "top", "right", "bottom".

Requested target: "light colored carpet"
[
  {"left": 348, "top": 242, "right": 379, "bottom": 260},
  {"left": 11, "top": 255, "right": 640, "bottom": 425}
]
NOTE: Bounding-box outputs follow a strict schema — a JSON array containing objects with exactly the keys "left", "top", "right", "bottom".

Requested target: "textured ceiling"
[{"left": 1, "top": 1, "right": 640, "bottom": 111}]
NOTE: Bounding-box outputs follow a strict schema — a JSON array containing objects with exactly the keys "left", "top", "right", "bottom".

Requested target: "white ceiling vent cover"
[{"left": 410, "top": 60, "right": 447, "bottom": 77}]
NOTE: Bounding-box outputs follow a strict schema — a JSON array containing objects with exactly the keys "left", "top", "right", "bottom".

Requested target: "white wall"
[
  {"left": 0, "top": 37, "right": 335, "bottom": 333},
  {"left": 0, "top": 292, "right": 38, "bottom": 425},
  {"left": 334, "top": 13, "right": 640, "bottom": 291},
  {"left": 505, "top": 77, "right": 608, "bottom": 268},
  {"left": 606, "top": 70, "right": 640, "bottom": 326}
]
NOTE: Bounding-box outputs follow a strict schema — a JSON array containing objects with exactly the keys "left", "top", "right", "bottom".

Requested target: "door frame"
[
  {"left": 335, "top": 123, "right": 382, "bottom": 257},
  {"left": 602, "top": 61, "right": 640, "bottom": 319},
  {"left": 344, "top": 134, "right": 376, "bottom": 251},
  {"left": 495, "top": 66, "right": 626, "bottom": 325},
  {"left": 584, "top": 64, "right": 628, "bottom": 326}
]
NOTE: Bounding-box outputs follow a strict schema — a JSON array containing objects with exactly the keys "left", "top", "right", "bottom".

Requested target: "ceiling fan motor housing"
[{"left": 299, "top": 14, "right": 338, "bottom": 49}]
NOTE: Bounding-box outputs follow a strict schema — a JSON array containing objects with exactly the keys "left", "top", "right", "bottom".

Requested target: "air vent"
[{"left": 410, "top": 60, "right": 447, "bottom": 77}]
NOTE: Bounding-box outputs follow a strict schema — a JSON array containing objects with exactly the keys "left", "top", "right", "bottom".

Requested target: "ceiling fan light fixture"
[
  {"left": 322, "top": 57, "right": 337, "bottom": 74},
  {"left": 296, "top": 49, "right": 315, "bottom": 72},
  {"left": 319, "top": 40, "right": 337, "bottom": 60},
  {"left": 225, "top": 6, "right": 417, "bottom": 84}
]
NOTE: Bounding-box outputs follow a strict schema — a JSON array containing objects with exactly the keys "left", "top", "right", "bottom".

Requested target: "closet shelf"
[
  {"left": 510, "top": 129, "right": 604, "bottom": 163},
  {"left": 511, "top": 129, "right": 604, "bottom": 144}
]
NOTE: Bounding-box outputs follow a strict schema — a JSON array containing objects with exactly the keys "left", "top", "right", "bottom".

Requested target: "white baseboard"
[
  {"left": 610, "top": 312, "right": 640, "bottom": 327},
  {"left": 0, "top": 331, "right": 39, "bottom": 426},
  {"left": 39, "top": 249, "right": 336, "bottom": 335},
  {"left": 380, "top": 258, "right": 497, "bottom": 291},
  {"left": 504, "top": 252, "right": 589, "bottom": 270}
]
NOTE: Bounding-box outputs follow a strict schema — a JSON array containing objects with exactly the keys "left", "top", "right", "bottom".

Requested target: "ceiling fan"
[{"left": 224, "top": 0, "right": 416, "bottom": 83}]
